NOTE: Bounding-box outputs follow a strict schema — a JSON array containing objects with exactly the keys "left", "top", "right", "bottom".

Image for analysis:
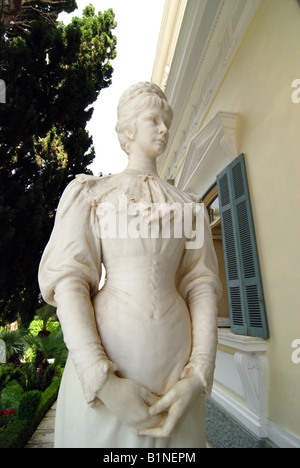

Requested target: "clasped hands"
[{"left": 97, "top": 371, "right": 203, "bottom": 438}]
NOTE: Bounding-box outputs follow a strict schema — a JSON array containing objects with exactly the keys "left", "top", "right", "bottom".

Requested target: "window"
[
  {"left": 208, "top": 196, "right": 220, "bottom": 225},
  {"left": 216, "top": 153, "right": 269, "bottom": 338},
  {"left": 203, "top": 183, "right": 230, "bottom": 327}
]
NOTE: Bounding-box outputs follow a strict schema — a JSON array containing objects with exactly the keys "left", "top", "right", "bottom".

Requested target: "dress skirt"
[{"left": 54, "top": 356, "right": 206, "bottom": 449}]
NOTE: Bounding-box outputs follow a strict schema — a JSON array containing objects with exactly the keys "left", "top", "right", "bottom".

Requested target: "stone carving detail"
[{"left": 234, "top": 351, "right": 268, "bottom": 418}]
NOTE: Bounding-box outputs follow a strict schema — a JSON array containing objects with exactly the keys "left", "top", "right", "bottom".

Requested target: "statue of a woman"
[{"left": 39, "top": 82, "right": 221, "bottom": 448}]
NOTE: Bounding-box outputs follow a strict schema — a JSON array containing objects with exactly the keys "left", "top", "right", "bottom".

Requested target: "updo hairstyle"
[{"left": 115, "top": 82, "right": 173, "bottom": 155}]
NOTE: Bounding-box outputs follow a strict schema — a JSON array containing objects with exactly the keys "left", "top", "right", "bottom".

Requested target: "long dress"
[{"left": 38, "top": 168, "right": 221, "bottom": 448}]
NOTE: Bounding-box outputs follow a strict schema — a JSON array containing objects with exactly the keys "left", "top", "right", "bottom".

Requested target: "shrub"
[
  {"left": 18, "top": 390, "right": 42, "bottom": 420},
  {"left": 0, "top": 408, "right": 15, "bottom": 432},
  {"left": 0, "top": 365, "right": 22, "bottom": 409},
  {"left": 0, "top": 380, "right": 24, "bottom": 412},
  {"left": 0, "top": 375, "right": 61, "bottom": 448}
]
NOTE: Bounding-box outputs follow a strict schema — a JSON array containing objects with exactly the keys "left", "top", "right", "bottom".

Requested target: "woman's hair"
[{"left": 116, "top": 82, "right": 173, "bottom": 155}]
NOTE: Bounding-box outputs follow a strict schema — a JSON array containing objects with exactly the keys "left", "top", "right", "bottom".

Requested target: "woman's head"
[{"left": 116, "top": 82, "right": 173, "bottom": 155}]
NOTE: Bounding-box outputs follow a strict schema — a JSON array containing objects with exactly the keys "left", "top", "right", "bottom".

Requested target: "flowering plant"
[
  {"left": 0, "top": 407, "right": 15, "bottom": 432},
  {"left": 0, "top": 409, "right": 15, "bottom": 416}
]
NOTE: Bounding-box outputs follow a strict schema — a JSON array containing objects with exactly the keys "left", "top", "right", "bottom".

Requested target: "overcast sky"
[{"left": 59, "top": 0, "right": 165, "bottom": 176}]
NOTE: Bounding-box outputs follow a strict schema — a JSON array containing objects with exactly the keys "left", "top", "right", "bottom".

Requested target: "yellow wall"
[{"left": 202, "top": 0, "right": 300, "bottom": 437}]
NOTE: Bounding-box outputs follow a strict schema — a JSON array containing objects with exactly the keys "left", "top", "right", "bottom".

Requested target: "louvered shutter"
[{"left": 217, "top": 154, "right": 269, "bottom": 338}]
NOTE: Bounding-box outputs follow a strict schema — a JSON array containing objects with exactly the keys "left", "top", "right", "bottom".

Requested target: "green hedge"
[
  {"left": 0, "top": 376, "right": 61, "bottom": 448},
  {"left": 18, "top": 390, "right": 42, "bottom": 420}
]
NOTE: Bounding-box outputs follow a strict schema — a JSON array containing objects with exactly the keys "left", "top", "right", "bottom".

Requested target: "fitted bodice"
[
  {"left": 100, "top": 218, "right": 186, "bottom": 311},
  {"left": 103, "top": 256, "right": 177, "bottom": 319},
  {"left": 94, "top": 234, "right": 192, "bottom": 394}
]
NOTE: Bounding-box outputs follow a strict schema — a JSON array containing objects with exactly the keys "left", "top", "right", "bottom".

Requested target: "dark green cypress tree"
[{"left": 0, "top": 2, "right": 117, "bottom": 325}]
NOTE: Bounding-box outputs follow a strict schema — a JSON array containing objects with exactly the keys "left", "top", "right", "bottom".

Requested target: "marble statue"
[{"left": 38, "top": 82, "right": 221, "bottom": 448}]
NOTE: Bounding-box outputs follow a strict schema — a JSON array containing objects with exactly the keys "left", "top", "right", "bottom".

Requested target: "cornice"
[
  {"left": 158, "top": 0, "right": 261, "bottom": 179},
  {"left": 151, "top": 0, "right": 188, "bottom": 90}
]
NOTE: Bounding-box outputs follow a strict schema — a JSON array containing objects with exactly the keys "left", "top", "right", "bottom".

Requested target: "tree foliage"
[
  {"left": 0, "top": 1, "right": 117, "bottom": 325},
  {"left": 0, "top": 0, "right": 76, "bottom": 35}
]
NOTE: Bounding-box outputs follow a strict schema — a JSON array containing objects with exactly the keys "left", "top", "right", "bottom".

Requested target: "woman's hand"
[
  {"left": 97, "top": 373, "right": 166, "bottom": 433},
  {"left": 138, "top": 374, "right": 203, "bottom": 438}
]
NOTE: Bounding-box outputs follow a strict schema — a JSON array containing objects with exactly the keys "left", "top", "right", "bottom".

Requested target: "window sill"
[{"left": 218, "top": 328, "right": 267, "bottom": 353}]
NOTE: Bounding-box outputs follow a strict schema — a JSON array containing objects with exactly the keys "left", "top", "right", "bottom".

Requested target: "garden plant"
[{"left": 0, "top": 305, "right": 67, "bottom": 448}]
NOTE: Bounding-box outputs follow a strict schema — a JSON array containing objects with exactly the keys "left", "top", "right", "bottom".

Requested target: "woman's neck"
[{"left": 126, "top": 153, "right": 158, "bottom": 175}]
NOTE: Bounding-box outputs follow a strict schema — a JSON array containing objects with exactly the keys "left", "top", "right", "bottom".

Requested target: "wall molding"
[
  {"left": 211, "top": 387, "right": 300, "bottom": 448},
  {"left": 158, "top": 0, "right": 261, "bottom": 181}
]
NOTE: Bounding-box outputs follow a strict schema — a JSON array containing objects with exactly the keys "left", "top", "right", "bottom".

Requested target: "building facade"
[{"left": 152, "top": 0, "right": 300, "bottom": 448}]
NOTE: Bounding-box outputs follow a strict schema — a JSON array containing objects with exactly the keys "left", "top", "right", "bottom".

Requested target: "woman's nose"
[{"left": 159, "top": 122, "right": 168, "bottom": 134}]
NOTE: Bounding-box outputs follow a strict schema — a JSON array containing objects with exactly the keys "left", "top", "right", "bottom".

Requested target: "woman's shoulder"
[
  {"left": 75, "top": 173, "right": 115, "bottom": 186},
  {"left": 73, "top": 172, "right": 121, "bottom": 204},
  {"left": 157, "top": 176, "right": 203, "bottom": 205}
]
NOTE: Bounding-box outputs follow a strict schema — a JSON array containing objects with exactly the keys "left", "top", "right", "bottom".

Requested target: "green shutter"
[{"left": 217, "top": 154, "right": 269, "bottom": 338}]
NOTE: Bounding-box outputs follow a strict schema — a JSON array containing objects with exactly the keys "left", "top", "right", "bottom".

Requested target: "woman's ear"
[{"left": 124, "top": 124, "right": 135, "bottom": 142}]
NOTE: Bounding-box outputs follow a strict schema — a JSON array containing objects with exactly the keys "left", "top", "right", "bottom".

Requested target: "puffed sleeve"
[
  {"left": 38, "top": 176, "right": 117, "bottom": 407},
  {"left": 176, "top": 205, "right": 221, "bottom": 396}
]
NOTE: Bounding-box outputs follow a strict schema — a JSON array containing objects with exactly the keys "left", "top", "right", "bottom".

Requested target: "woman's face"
[{"left": 129, "top": 104, "right": 172, "bottom": 159}]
